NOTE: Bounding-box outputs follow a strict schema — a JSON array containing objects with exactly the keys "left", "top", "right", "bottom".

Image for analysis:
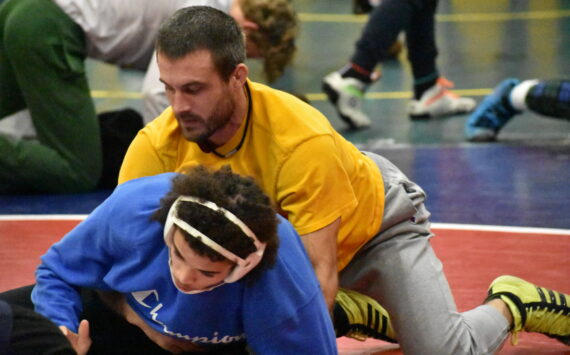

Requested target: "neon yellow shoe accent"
[
  {"left": 486, "top": 275, "right": 570, "bottom": 346},
  {"left": 335, "top": 288, "right": 397, "bottom": 343}
]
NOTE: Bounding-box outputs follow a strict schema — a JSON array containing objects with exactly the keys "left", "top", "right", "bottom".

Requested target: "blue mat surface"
[{"left": 2, "top": 144, "right": 568, "bottom": 229}]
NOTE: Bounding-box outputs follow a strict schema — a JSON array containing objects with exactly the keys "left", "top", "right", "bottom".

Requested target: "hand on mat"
[{"left": 60, "top": 319, "right": 92, "bottom": 355}]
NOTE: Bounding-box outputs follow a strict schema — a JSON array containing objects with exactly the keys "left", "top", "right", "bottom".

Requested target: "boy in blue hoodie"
[{"left": 1, "top": 166, "right": 337, "bottom": 355}]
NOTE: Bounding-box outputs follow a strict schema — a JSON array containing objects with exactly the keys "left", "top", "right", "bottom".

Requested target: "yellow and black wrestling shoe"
[
  {"left": 334, "top": 288, "right": 397, "bottom": 343},
  {"left": 486, "top": 275, "right": 570, "bottom": 345}
]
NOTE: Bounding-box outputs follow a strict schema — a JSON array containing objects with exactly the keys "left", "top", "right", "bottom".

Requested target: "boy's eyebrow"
[{"left": 173, "top": 236, "right": 223, "bottom": 274}]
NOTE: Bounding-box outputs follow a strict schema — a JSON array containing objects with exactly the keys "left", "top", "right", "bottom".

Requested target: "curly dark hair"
[
  {"left": 152, "top": 165, "right": 279, "bottom": 282},
  {"left": 241, "top": 0, "right": 299, "bottom": 82}
]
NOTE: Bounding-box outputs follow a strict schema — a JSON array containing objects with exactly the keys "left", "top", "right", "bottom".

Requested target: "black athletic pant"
[
  {"left": 0, "top": 287, "right": 74, "bottom": 355},
  {"left": 351, "top": 0, "right": 439, "bottom": 82},
  {"left": 0, "top": 286, "right": 247, "bottom": 355}
]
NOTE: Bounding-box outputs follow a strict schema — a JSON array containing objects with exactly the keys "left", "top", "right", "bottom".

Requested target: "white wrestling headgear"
[{"left": 164, "top": 196, "right": 266, "bottom": 294}]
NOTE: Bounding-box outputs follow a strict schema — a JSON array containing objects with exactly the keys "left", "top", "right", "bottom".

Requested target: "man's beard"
[{"left": 176, "top": 96, "right": 235, "bottom": 144}]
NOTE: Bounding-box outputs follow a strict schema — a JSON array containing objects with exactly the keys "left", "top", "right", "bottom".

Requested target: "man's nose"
[{"left": 171, "top": 91, "right": 191, "bottom": 113}]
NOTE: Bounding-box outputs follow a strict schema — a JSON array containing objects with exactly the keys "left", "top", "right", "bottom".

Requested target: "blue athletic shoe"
[{"left": 465, "top": 78, "right": 521, "bottom": 142}]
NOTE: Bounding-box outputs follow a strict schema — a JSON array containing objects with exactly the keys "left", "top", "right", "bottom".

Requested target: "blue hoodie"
[{"left": 32, "top": 173, "right": 337, "bottom": 354}]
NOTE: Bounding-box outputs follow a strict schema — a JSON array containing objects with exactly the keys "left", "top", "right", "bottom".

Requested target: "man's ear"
[{"left": 232, "top": 63, "right": 249, "bottom": 88}]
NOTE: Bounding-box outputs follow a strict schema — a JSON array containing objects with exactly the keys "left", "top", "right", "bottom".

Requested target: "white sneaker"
[
  {"left": 322, "top": 71, "right": 372, "bottom": 129},
  {"left": 408, "top": 78, "right": 476, "bottom": 119}
]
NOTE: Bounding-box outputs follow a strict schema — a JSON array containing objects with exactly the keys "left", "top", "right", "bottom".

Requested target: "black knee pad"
[{"left": 526, "top": 80, "right": 570, "bottom": 119}]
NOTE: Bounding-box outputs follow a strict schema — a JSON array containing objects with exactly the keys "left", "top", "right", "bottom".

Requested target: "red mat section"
[
  {"left": 1, "top": 219, "right": 569, "bottom": 354},
  {"left": 337, "top": 227, "right": 570, "bottom": 355},
  {"left": 0, "top": 219, "right": 80, "bottom": 290}
]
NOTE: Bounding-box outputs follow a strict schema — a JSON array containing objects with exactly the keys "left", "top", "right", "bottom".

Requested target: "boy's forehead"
[{"left": 171, "top": 228, "right": 230, "bottom": 268}]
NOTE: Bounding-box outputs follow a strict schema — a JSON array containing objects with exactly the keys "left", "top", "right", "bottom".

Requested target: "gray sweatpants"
[{"left": 339, "top": 152, "right": 509, "bottom": 354}]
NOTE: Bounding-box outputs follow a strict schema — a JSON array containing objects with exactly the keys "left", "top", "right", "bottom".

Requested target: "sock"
[
  {"left": 484, "top": 292, "right": 524, "bottom": 345},
  {"left": 339, "top": 63, "right": 373, "bottom": 84},
  {"left": 509, "top": 79, "right": 538, "bottom": 111},
  {"left": 413, "top": 73, "right": 439, "bottom": 99}
]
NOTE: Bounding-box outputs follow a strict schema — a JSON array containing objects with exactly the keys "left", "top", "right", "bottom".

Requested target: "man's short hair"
[
  {"left": 241, "top": 0, "right": 299, "bottom": 82},
  {"left": 156, "top": 6, "right": 246, "bottom": 81}
]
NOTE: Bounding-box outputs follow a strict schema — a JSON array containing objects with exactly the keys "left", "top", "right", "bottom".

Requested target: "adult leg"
[
  {"left": 0, "top": 284, "right": 37, "bottom": 310},
  {"left": 0, "top": 286, "right": 171, "bottom": 354},
  {"left": 405, "top": 0, "right": 475, "bottom": 118},
  {"left": 1, "top": 286, "right": 247, "bottom": 354},
  {"left": 5, "top": 288, "right": 180, "bottom": 354},
  {"left": 339, "top": 153, "right": 509, "bottom": 354},
  {"left": 0, "top": 299, "right": 12, "bottom": 354},
  {"left": 80, "top": 289, "right": 177, "bottom": 355},
  {"left": 81, "top": 289, "right": 249, "bottom": 355},
  {"left": 0, "top": 0, "right": 101, "bottom": 193},
  {"left": 405, "top": 0, "right": 438, "bottom": 96},
  {"left": 0, "top": 286, "right": 75, "bottom": 355},
  {"left": 322, "top": 0, "right": 415, "bottom": 129},
  {"left": 350, "top": 0, "right": 414, "bottom": 73},
  {"left": 0, "top": 0, "right": 27, "bottom": 119},
  {"left": 465, "top": 78, "right": 570, "bottom": 142},
  {"left": 521, "top": 79, "right": 570, "bottom": 119}
]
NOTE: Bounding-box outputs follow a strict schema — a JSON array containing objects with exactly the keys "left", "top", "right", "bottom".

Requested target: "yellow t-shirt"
[{"left": 119, "top": 80, "right": 385, "bottom": 270}]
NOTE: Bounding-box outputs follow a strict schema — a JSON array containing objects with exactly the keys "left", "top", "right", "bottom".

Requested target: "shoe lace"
[
  {"left": 434, "top": 77, "right": 460, "bottom": 99},
  {"left": 524, "top": 294, "right": 570, "bottom": 334},
  {"left": 512, "top": 289, "right": 570, "bottom": 345},
  {"left": 437, "top": 77, "right": 455, "bottom": 89},
  {"left": 346, "top": 324, "right": 396, "bottom": 343}
]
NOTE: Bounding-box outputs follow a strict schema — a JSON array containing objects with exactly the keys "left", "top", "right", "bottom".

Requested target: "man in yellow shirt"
[{"left": 119, "top": 6, "right": 570, "bottom": 352}]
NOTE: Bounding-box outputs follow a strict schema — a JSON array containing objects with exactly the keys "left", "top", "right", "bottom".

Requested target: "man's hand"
[
  {"left": 300, "top": 218, "right": 340, "bottom": 311},
  {"left": 59, "top": 319, "right": 91, "bottom": 355}
]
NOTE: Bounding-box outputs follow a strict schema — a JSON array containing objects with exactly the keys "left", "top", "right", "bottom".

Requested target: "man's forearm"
[
  {"left": 314, "top": 261, "right": 339, "bottom": 310},
  {"left": 300, "top": 218, "right": 341, "bottom": 311}
]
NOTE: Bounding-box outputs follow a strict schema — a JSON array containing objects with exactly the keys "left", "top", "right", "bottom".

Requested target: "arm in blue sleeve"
[{"left": 32, "top": 201, "right": 120, "bottom": 333}]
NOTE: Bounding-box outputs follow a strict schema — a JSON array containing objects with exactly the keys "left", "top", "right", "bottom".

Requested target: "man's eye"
[
  {"left": 184, "top": 88, "right": 199, "bottom": 95},
  {"left": 201, "top": 271, "right": 216, "bottom": 278}
]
